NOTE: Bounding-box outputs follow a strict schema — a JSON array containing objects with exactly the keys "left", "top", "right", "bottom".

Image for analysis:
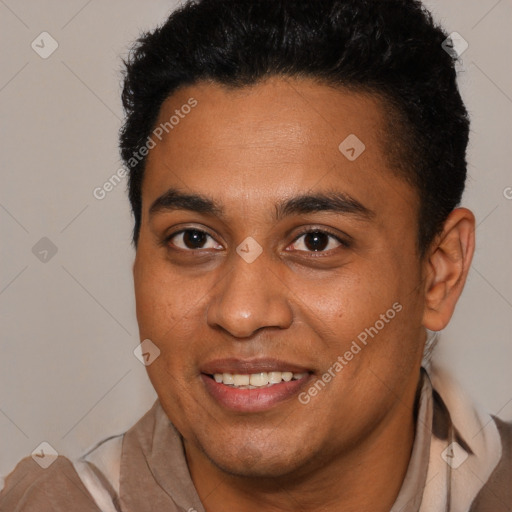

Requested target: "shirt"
[{"left": 1, "top": 364, "right": 510, "bottom": 511}]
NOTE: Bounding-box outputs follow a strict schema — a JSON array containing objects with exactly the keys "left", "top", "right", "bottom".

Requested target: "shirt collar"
[{"left": 390, "top": 368, "right": 433, "bottom": 512}]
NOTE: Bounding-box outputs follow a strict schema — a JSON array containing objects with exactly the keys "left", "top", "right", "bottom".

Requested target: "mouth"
[
  {"left": 208, "top": 371, "right": 308, "bottom": 389},
  {"left": 200, "top": 358, "right": 314, "bottom": 412}
]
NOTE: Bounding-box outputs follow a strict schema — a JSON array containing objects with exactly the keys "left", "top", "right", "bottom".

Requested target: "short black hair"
[{"left": 120, "top": 0, "right": 469, "bottom": 254}]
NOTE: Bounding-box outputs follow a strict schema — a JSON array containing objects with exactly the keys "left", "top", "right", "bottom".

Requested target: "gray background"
[{"left": 1, "top": 0, "right": 511, "bottom": 479}]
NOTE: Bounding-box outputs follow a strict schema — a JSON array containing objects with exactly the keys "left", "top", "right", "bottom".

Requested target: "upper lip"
[{"left": 201, "top": 358, "right": 312, "bottom": 375}]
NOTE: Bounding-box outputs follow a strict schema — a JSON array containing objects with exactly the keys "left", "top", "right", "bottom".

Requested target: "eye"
[
  {"left": 288, "top": 230, "right": 344, "bottom": 252},
  {"left": 168, "top": 229, "right": 223, "bottom": 250}
]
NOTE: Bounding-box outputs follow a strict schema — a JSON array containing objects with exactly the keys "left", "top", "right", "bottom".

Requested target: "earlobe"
[{"left": 422, "top": 208, "right": 475, "bottom": 331}]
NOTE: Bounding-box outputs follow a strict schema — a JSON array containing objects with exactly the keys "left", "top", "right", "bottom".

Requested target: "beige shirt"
[{"left": 1, "top": 367, "right": 510, "bottom": 511}]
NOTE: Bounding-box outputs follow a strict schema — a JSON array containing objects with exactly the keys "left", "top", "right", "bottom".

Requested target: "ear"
[{"left": 422, "top": 208, "right": 475, "bottom": 331}]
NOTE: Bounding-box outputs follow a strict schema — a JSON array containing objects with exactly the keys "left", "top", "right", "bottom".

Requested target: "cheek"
[
  {"left": 290, "top": 258, "right": 423, "bottom": 376},
  {"left": 134, "top": 255, "right": 186, "bottom": 339},
  {"left": 133, "top": 254, "right": 214, "bottom": 367},
  {"left": 289, "top": 265, "right": 398, "bottom": 337}
]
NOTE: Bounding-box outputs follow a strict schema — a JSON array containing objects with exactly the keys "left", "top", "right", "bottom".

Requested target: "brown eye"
[
  {"left": 289, "top": 230, "right": 343, "bottom": 253},
  {"left": 183, "top": 230, "right": 207, "bottom": 248},
  {"left": 168, "top": 229, "right": 222, "bottom": 250},
  {"left": 303, "top": 232, "right": 329, "bottom": 251}
]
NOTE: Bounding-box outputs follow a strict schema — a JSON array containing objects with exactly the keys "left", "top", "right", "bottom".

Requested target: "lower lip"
[{"left": 201, "top": 374, "right": 312, "bottom": 412}]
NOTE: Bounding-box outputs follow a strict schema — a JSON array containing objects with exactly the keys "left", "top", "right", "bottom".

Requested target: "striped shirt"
[{"left": 1, "top": 365, "right": 510, "bottom": 511}]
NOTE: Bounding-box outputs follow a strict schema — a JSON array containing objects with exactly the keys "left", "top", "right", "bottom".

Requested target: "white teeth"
[
  {"left": 212, "top": 371, "right": 308, "bottom": 388},
  {"left": 222, "top": 373, "right": 234, "bottom": 385},
  {"left": 233, "top": 374, "right": 250, "bottom": 386},
  {"left": 249, "top": 372, "right": 268, "bottom": 387},
  {"left": 268, "top": 371, "right": 283, "bottom": 384},
  {"left": 282, "top": 372, "right": 293, "bottom": 382}
]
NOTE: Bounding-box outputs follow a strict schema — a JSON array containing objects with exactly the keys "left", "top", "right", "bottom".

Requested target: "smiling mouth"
[
  {"left": 201, "top": 367, "right": 313, "bottom": 412},
  {"left": 206, "top": 371, "right": 309, "bottom": 389}
]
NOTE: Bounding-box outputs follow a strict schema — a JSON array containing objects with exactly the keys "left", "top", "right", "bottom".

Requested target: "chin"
[{"left": 203, "top": 440, "right": 312, "bottom": 480}]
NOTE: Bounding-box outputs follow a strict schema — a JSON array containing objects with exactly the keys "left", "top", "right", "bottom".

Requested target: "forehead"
[{"left": 143, "top": 77, "right": 415, "bottom": 220}]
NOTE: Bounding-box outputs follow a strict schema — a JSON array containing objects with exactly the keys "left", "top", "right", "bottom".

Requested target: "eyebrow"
[
  {"left": 149, "top": 189, "right": 222, "bottom": 217},
  {"left": 275, "top": 191, "right": 374, "bottom": 221},
  {"left": 149, "top": 188, "right": 374, "bottom": 221}
]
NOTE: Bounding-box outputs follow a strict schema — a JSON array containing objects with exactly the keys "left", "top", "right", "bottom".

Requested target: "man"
[{"left": 1, "top": 0, "right": 510, "bottom": 511}]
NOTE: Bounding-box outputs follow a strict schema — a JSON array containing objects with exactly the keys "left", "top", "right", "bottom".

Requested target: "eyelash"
[
  {"left": 291, "top": 228, "right": 350, "bottom": 252},
  {"left": 164, "top": 227, "right": 350, "bottom": 253}
]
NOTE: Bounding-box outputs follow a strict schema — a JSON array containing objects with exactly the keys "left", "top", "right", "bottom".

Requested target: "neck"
[{"left": 186, "top": 378, "right": 419, "bottom": 512}]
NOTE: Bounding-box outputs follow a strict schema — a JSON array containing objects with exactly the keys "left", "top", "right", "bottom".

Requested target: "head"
[{"left": 122, "top": 0, "right": 475, "bottom": 480}]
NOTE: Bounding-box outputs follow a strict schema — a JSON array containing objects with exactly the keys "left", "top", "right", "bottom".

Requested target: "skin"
[{"left": 133, "top": 77, "right": 475, "bottom": 512}]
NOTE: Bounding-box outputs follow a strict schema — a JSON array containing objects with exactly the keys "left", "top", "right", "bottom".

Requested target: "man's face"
[{"left": 134, "top": 78, "right": 427, "bottom": 478}]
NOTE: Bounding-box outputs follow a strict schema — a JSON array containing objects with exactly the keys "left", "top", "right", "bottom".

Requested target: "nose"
[{"left": 206, "top": 251, "right": 293, "bottom": 338}]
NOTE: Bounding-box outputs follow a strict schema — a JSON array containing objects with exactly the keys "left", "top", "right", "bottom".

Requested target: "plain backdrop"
[{"left": 1, "top": 0, "right": 511, "bottom": 478}]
